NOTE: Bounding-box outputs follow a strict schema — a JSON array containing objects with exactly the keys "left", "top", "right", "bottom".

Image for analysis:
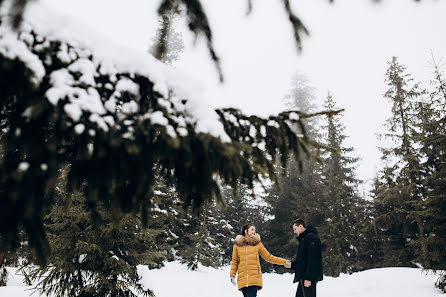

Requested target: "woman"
[{"left": 230, "top": 223, "right": 290, "bottom": 297}]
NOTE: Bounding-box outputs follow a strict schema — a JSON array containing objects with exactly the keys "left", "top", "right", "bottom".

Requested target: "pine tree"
[
  {"left": 353, "top": 196, "right": 382, "bottom": 270},
  {"left": 24, "top": 173, "right": 164, "bottom": 297},
  {"left": 318, "top": 93, "right": 365, "bottom": 276},
  {"left": 262, "top": 72, "right": 326, "bottom": 273},
  {"left": 219, "top": 183, "right": 267, "bottom": 265},
  {"left": 372, "top": 57, "right": 425, "bottom": 267},
  {"left": 176, "top": 202, "right": 224, "bottom": 270},
  {"left": 263, "top": 158, "right": 325, "bottom": 273},
  {"left": 410, "top": 56, "right": 446, "bottom": 292},
  {"left": 149, "top": 172, "right": 233, "bottom": 269},
  {"left": 0, "top": 21, "right": 330, "bottom": 261}
]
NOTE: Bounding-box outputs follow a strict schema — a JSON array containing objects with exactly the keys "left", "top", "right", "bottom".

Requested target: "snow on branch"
[{"left": 0, "top": 2, "right": 336, "bottom": 261}]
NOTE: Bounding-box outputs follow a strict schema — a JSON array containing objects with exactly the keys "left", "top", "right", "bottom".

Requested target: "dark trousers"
[
  {"left": 241, "top": 286, "right": 259, "bottom": 297},
  {"left": 296, "top": 280, "right": 316, "bottom": 297}
]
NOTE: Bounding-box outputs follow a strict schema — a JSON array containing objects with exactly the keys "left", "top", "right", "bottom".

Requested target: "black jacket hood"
[{"left": 297, "top": 224, "right": 318, "bottom": 242}]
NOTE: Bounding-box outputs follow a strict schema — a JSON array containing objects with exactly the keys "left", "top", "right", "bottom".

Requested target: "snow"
[
  {"left": 139, "top": 264, "right": 445, "bottom": 297},
  {"left": 121, "top": 101, "right": 139, "bottom": 114},
  {"left": 0, "top": 0, "right": 231, "bottom": 142},
  {"left": 2, "top": 262, "right": 443, "bottom": 297},
  {"left": 115, "top": 78, "right": 140, "bottom": 95},
  {"left": 267, "top": 120, "right": 280, "bottom": 128},
  {"left": 78, "top": 254, "right": 86, "bottom": 263},
  {"left": 145, "top": 111, "right": 169, "bottom": 126},
  {"left": 74, "top": 123, "right": 85, "bottom": 134},
  {"left": 0, "top": 28, "right": 45, "bottom": 87},
  {"left": 18, "top": 162, "right": 30, "bottom": 172},
  {"left": 68, "top": 58, "right": 96, "bottom": 85},
  {"left": 289, "top": 112, "right": 300, "bottom": 121}
]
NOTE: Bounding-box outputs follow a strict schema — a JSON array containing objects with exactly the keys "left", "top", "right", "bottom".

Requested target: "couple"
[{"left": 230, "top": 219, "right": 323, "bottom": 297}]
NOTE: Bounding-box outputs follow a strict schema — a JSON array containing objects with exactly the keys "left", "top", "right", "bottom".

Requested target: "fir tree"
[
  {"left": 149, "top": 172, "right": 232, "bottom": 269},
  {"left": 263, "top": 158, "right": 325, "bottom": 273},
  {"left": 219, "top": 183, "right": 266, "bottom": 264},
  {"left": 318, "top": 93, "right": 365, "bottom": 276},
  {"left": 410, "top": 56, "right": 446, "bottom": 292},
  {"left": 176, "top": 202, "right": 224, "bottom": 270},
  {"left": 262, "top": 72, "right": 325, "bottom": 273},
  {"left": 24, "top": 173, "right": 164, "bottom": 297},
  {"left": 0, "top": 21, "right": 333, "bottom": 261},
  {"left": 372, "top": 57, "right": 425, "bottom": 267}
]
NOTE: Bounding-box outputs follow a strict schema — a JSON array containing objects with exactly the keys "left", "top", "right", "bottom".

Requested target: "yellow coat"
[{"left": 230, "top": 234, "right": 286, "bottom": 290}]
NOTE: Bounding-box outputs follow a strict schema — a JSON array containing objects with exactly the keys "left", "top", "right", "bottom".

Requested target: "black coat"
[{"left": 291, "top": 225, "right": 323, "bottom": 283}]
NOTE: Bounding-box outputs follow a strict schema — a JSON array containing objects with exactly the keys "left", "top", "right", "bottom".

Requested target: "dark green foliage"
[
  {"left": 0, "top": 23, "right": 332, "bottom": 262},
  {"left": 219, "top": 183, "right": 266, "bottom": 264},
  {"left": 262, "top": 73, "right": 326, "bottom": 273},
  {"left": 409, "top": 57, "right": 446, "bottom": 292},
  {"left": 372, "top": 57, "right": 425, "bottom": 267},
  {"left": 263, "top": 158, "right": 325, "bottom": 274},
  {"left": 176, "top": 203, "right": 223, "bottom": 270},
  {"left": 144, "top": 174, "right": 183, "bottom": 264},
  {"left": 316, "top": 94, "right": 367, "bottom": 276},
  {"left": 23, "top": 174, "right": 162, "bottom": 297},
  {"left": 366, "top": 56, "right": 445, "bottom": 292},
  {"left": 148, "top": 174, "right": 233, "bottom": 270},
  {"left": 262, "top": 81, "right": 368, "bottom": 276},
  {"left": 352, "top": 199, "right": 383, "bottom": 270}
]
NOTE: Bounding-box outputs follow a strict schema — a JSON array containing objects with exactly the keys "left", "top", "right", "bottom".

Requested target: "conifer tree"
[
  {"left": 0, "top": 20, "right": 331, "bottom": 261},
  {"left": 145, "top": 173, "right": 182, "bottom": 264},
  {"left": 372, "top": 57, "right": 425, "bottom": 267},
  {"left": 176, "top": 202, "right": 224, "bottom": 270},
  {"left": 262, "top": 72, "right": 325, "bottom": 273},
  {"left": 24, "top": 173, "right": 164, "bottom": 297},
  {"left": 410, "top": 57, "right": 446, "bottom": 292},
  {"left": 318, "top": 93, "right": 365, "bottom": 276},
  {"left": 219, "top": 183, "right": 267, "bottom": 264}
]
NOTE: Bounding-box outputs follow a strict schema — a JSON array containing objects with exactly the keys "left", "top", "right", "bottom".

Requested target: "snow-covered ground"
[{"left": 1, "top": 262, "right": 443, "bottom": 297}]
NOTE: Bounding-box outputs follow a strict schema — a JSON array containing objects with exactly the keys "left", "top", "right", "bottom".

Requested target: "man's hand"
[
  {"left": 304, "top": 280, "right": 311, "bottom": 287},
  {"left": 284, "top": 260, "right": 291, "bottom": 268},
  {"left": 230, "top": 276, "right": 236, "bottom": 286}
]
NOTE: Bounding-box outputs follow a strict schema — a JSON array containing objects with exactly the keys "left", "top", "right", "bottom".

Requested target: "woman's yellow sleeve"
[
  {"left": 230, "top": 244, "right": 238, "bottom": 276},
  {"left": 258, "top": 243, "right": 286, "bottom": 265}
]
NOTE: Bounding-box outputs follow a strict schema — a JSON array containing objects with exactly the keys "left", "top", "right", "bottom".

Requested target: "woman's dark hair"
[{"left": 241, "top": 223, "right": 255, "bottom": 236}]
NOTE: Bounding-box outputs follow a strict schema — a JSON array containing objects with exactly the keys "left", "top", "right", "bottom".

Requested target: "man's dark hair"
[
  {"left": 241, "top": 223, "right": 255, "bottom": 236},
  {"left": 293, "top": 219, "right": 306, "bottom": 228}
]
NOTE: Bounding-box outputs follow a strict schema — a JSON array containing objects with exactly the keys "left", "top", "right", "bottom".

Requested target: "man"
[{"left": 289, "top": 219, "right": 323, "bottom": 297}]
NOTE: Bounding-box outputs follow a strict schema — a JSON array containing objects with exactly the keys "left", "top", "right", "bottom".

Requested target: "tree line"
[
  {"left": 2, "top": 56, "right": 444, "bottom": 295},
  {"left": 1, "top": 1, "right": 445, "bottom": 295}
]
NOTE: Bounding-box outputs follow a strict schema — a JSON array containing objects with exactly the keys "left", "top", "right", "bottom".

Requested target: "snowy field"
[{"left": 1, "top": 262, "right": 443, "bottom": 297}]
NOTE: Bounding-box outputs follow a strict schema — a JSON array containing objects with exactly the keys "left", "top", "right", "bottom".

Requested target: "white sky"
[{"left": 43, "top": 0, "right": 446, "bottom": 193}]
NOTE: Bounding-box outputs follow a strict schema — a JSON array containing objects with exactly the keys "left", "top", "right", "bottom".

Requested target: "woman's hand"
[
  {"left": 284, "top": 260, "right": 291, "bottom": 268},
  {"left": 230, "top": 276, "right": 236, "bottom": 286}
]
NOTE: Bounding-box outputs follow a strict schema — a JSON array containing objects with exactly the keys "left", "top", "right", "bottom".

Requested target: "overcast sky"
[{"left": 45, "top": 0, "right": 446, "bottom": 193}]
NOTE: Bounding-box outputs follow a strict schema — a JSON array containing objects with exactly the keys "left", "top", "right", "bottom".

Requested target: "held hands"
[
  {"left": 284, "top": 260, "right": 291, "bottom": 268},
  {"left": 230, "top": 276, "right": 236, "bottom": 286}
]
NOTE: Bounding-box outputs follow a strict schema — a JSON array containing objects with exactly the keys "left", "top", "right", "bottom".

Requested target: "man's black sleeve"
[{"left": 303, "top": 237, "right": 322, "bottom": 281}]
